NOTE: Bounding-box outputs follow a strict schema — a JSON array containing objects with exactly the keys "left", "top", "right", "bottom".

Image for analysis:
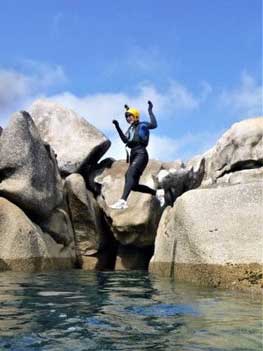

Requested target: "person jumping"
[{"left": 110, "top": 100, "right": 165, "bottom": 210}]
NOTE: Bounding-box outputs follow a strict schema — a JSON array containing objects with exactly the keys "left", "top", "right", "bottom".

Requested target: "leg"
[
  {"left": 132, "top": 183, "right": 156, "bottom": 196},
  {"left": 121, "top": 165, "right": 138, "bottom": 201},
  {"left": 121, "top": 151, "right": 149, "bottom": 200}
]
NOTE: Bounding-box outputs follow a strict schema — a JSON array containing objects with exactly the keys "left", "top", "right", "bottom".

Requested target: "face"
[{"left": 125, "top": 113, "right": 135, "bottom": 124}]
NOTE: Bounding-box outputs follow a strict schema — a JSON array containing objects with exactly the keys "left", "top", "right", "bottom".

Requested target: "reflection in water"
[{"left": 0, "top": 270, "right": 262, "bottom": 350}]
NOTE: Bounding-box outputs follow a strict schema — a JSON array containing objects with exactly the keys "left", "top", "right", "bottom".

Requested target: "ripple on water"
[
  {"left": 0, "top": 270, "right": 261, "bottom": 351},
  {"left": 126, "top": 303, "right": 200, "bottom": 317}
]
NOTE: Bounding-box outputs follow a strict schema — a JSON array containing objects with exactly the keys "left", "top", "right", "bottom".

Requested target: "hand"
[
  {"left": 124, "top": 104, "right": 129, "bottom": 111},
  {"left": 112, "top": 120, "right": 119, "bottom": 127},
  {"left": 148, "top": 100, "right": 153, "bottom": 111}
]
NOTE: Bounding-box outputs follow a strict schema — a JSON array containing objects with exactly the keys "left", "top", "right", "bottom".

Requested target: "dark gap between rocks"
[{"left": 218, "top": 160, "right": 263, "bottom": 178}]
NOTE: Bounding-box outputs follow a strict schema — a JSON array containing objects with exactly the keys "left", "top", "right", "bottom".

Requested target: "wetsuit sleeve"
[
  {"left": 115, "top": 124, "right": 128, "bottom": 144},
  {"left": 147, "top": 110, "right": 158, "bottom": 129}
]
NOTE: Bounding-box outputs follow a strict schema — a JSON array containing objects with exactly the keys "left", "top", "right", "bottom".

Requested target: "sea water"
[{"left": 0, "top": 270, "right": 262, "bottom": 350}]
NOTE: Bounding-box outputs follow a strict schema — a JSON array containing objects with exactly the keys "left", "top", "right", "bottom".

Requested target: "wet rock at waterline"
[
  {"left": 0, "top": 198, "right": 76, "bottom": 272},
  {"left": 29, "top": 99, "right": 111, "bottom": 175},
  {"left": 150, "top": 182, "right": 263, "bottom": 292},
  {"left": 0, "top": 111, "right": 63, "bottom": 220},
  {"left": 96, "top": 160, "right": 163, "bottom": 247}
]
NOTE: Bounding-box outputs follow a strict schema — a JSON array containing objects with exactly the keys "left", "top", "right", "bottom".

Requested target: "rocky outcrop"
[
  {"left": 1, "top": 102, "right": 261, "bottom": 289},
  {"left": 150, "top": 182, "right": 263, "bottom": 291},
  {"left": 29, "top": 99, "right": 111, "bottom": 175},
  {"left": 152, "top": 182, "right": 263, "bottom": 262},
  {"left": 0, "top": 111, "right": 63, "bottom": 220},
  {"left": 197, "top": 117, "right": 263, "bottom": 185},
  {"left": 150, "top": 117, "right": 263, "bottom": 293},
  {"left": 96, "top": 159, "right": 163, "bottom": 247},
  {"left": 65, "top": 173, "right": 117, "bottom": 270},
  {"left": 0, "top": 198, "right": 76, "bottom": 272}
]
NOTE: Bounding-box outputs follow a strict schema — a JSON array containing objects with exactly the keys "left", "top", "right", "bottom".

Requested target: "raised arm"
[
  {"left": 147, "top": 100, "right": 157, "bottom": 129},
  {"left": 112, "top": 120, "right": 128, "bottom": 144}
]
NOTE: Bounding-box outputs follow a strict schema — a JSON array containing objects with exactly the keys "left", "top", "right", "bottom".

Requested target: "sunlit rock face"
[
  {"left": 65, "top": 173, "right": 117, "bottom": 270},
  {"left": 0, "top": 198, "right": 76, "bottom": 272},
  {"left": 29, "top": 99, "right": 111, "bottom": 176},
  {"left": 192, "top": 117, "right": 263, "bottom": 186},
  {"left": 0, "top": 111, "right": 63, "bottom": 220},
  {"left": 95, "top": 159, "right": 163, "bottom": 248},
  {"left": 150, "top": 117, "right": 263, "bottom": 292},
  {"left": 150, "top": 182, "right": 263, "bottom": 291}
]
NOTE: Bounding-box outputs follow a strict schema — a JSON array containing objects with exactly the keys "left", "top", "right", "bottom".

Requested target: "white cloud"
[
  {"left": 0, "top": 69, "right": 31, "bottom": 110},
  {"left": 49, "top": 80, "right": 210, "bottom": 132},
  {"left": 220, "top": 71, "right": 262, "bottom": 116},
  {"left": 0, "top": 58, "right": 212, "bottom": 131},
  {"left": 0, "top": 62, "right": 67, "bottom": 124}
]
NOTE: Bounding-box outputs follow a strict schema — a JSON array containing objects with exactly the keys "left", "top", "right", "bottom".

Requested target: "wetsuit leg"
[
  {"left": 121, "top": 150, "right": 156, "bottom": 200},
  {"left": 132, "top": 184, "right": 156, "bottom": 195},
  {"left": 121, "top": 166, "right": 138, "bottom": 200}
]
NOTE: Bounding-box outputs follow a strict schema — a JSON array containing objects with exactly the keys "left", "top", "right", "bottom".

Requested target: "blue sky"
[{"left": 0, "top": 0, "right": 262, "bottom": 161}]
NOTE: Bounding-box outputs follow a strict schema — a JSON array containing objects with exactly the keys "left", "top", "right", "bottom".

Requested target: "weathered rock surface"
[
  {"left": 29, "top": 99, "right": 111, "bottom": 175},
  {"left": 65, "top": 173, "right": 117, "bottom": 270},
  {"left": 216, "top": 168, "right": 263, "bottom": 185},
  {"left": 0, "top": 111, "right": 63, "bottom": 220},
  {"left": 0, "top": 198, "right": 76, "bottom": 272},
  {"left": 96, "top": 160, "right": 163, "bottom": 247},
  {"left": 192, "top": 117, "right": 263, "bottom": 185},
  {"left": 150, "top": 182, "right": 263, "bottom": 291},
  {"left": 39, "top": 207, "right": 75, "bottom": 247}
]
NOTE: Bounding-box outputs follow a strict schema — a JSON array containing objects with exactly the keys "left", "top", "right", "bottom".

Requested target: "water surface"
[{"left": 0, "top": 270, "right": 262, "bottom": 350}]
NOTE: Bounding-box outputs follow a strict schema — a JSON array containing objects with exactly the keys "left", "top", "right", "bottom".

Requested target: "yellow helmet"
[{"left": 126, "top": 107, "right": 140, "bottom": 120}]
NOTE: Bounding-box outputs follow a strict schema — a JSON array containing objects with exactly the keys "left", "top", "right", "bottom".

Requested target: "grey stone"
[
  {"left": 150, "top": 182, "right": 263, "bottom": 290},
  {"left": 39, "top": 207, "right": 75, "bottom": 247},
  {"left": 0, "top": 111, "right": 63, "bottom": 219},
  {"left": 96, "top": 160, "right": 163, "bottom": 247},
  {"left": 65, "top": 173, "right": 105, "bottom": 256},
  {"left": 29, "top": 99, "right": 111, "bottom": 175},
  {"left": 65, "top": 173, "right": 117, "bottom": 269},
  {"left": 0, "top": 197, "right": 76, "bottom": 272},
  {"left": 192, "top": 117, "right": 263, "bottom": 185}
]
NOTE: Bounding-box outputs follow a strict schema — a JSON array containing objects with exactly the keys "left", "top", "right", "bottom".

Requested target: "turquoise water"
[{"left": 0, "top": 270, "right": 262, "bottom": 351}]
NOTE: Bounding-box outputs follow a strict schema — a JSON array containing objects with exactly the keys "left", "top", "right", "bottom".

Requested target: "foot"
[
  {"left": 156, "top": 189, "right": 165, "bottom": 207},
  {"left": 110, "top": 199, "right": 128, "bottom": 210}
]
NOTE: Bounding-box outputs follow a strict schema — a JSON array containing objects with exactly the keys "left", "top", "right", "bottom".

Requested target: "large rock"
[
  {"left": 193, "top": 117, "right": 263, "bottom": 185},
  {"left": 0, "top": 111, "right": 63, "bottom": 220},
  {"left": 96, "top": 160, "right": 163, "bottom": 247},
  {"left": 29, "top": 99, "right": 111, "bottom": 175},
  {"left": 0, "top": 198, "right": 76, "bottom": 272},
  {"left": 150, "top": 182, "right": 263, "bottom": 292},
  {"left": 65, "top": 173, "right": 117, "bottom": 270},
  {"left": 39, "top": 207, "right": 75, "bottom": 247}
]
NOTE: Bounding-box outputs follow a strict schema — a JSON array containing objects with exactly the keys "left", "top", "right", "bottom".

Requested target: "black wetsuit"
[{"left": 114, "top": 113, "right": 157, "bottom": 201}]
